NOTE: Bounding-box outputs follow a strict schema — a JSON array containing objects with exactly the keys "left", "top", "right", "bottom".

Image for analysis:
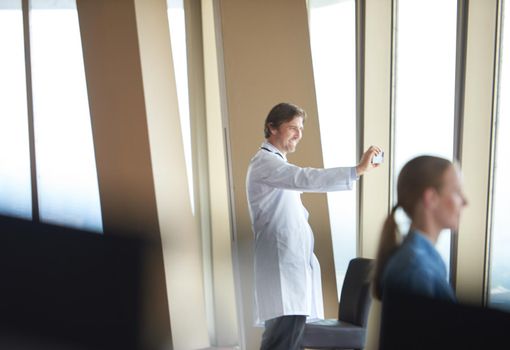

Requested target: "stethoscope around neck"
[{"left": 260, "top": 146, "right": 284, "bottom": 159}]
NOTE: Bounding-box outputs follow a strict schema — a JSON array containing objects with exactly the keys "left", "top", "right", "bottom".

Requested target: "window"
[
  {"left": 393, "top": 0, "right": 458, "bottom": 275},
  {"left": 167, "top": 0, "right": 195, "bottom": 214},
  {"left": 489, "top": 0, "right": 510, "bottom": 312},
  {"left": 0, "top": 0, "right": 31, "bottom": 219},
  {"left": 0, "top": 0, "right": 103, "bottom": 232},
  {"left": 30, "top": 0, "right": 102, "bottom": 231},
  {"left": 308, "top": 0, "right": 357, "bottom": 298}
]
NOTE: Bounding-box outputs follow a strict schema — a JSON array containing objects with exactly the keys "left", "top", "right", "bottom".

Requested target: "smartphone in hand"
[{"left": 372, "top": 151, "right": 384, "bottom": 164}]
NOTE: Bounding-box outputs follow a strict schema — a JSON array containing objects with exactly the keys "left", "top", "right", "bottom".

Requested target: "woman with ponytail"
[{"left": 372, "top": 155, "right": 467, "bottom": 302}]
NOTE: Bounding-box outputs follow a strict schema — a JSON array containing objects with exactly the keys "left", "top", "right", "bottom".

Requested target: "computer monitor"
[
  {"left": 379, "top": 289, "right": 510, "bottom": 350},
  {"left": 0, "top": 215, "right": 145, "bottom": 350}
]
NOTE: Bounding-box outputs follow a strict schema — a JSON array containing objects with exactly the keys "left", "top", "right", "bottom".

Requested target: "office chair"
[{"left": 301, "top": 257, "right": 373, "bottom": 350}]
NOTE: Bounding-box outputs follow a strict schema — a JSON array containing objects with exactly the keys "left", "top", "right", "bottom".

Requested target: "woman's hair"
[
  {"left": 372, "top": 155, "right": 453, "bottom": 300},
  {"left": 264, "top": 102, "right": 307, "bottom": 138}
]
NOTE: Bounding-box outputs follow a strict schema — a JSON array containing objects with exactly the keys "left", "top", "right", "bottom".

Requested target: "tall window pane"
[
  {"left": 167, "top": 0, "right": 195, "bottom": 214},
  {"left": 489, "top": 0, "right": 510, "bottom": 312},
  {"left": 309, "top": 0, "right": 357, "bottom": 298},
  {"left": 0, "top": 0, "right": 32, "bottom": 219},
  {"left": 30, "top": 0, "right": 102, "bottom": 232},
  {"left": 393, "top": 0, "right": 457, "bottom": 274}
]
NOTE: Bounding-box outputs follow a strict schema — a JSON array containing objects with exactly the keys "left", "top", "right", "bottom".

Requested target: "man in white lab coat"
[{"left": 246, "top": 102, "right": 381, "bottom": 350}]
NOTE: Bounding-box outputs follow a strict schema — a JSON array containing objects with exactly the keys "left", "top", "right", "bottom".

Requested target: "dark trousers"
[{"left": 260, "top": 315, "right": 306, "bottom": 350}]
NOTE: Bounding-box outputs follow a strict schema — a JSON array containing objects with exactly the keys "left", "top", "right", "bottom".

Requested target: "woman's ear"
[{"left": 422, "top": 187, "right": 439, "bottom": 209}]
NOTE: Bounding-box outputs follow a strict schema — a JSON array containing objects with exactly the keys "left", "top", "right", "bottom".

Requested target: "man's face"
[{"left": 269, "top": 116, "right": 304, "bottom": 155}]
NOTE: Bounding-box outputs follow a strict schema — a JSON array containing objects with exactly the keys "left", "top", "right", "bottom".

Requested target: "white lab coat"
[{"left": 246, "top": 142, "right": 357, "bottom": 326}]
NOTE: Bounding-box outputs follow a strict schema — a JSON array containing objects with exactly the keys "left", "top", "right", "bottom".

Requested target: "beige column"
[
  {"left": 202, "top": 0, "right": 240, "bottom": 346},
  {"left": 456, "top": 0, "right": 499, "bottom": 306},
  {"left": 217, "top": 0, "right": 338, "bottom": 348},
  {"left": 134, "top": 0, "right": 211, "bottom": 348},
  {"left": 360, "top": 1, "right": 393, "bottom": 349},
  {"left": 76, "top": 0, "right": 173, "bottom": 349}
]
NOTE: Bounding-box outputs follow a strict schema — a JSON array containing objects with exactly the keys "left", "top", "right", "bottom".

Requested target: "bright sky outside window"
[
  {"left": 489, "top": 0, "right": 510, "bottom": 312},
  {"left": 309, "top": 0, "right": 357, "bottom": 299},
  {"left": 30, "top": 0, "right": 103, "bottom": 232},
  {"left": 167, "top": 0, "right": 195, "bottom": 215},
  {"left": 393, "top": 0, "right": 457, "bottom": 275},
  {"left": 0, "top": 0, "right": 32, "bottom": 219}
]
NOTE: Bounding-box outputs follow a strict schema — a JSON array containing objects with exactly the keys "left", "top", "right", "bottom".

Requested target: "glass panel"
[
  {"left": 30, "top": 0, "right": 103, "bottom": 232},
  {"left": 167, "top": 0, "right": 195, "bottom": 214},
  {"left": 0, "top": 0, "right": 32, "bottom": 219},
  {"left": 394, "top": 0, "right": 457, "bottom": 275},
  {"left": 309, "top": 0, "right": 357, "bottom": 299},
  {"left": 489, "top": 0, "right": 510, "bottom": 312}
]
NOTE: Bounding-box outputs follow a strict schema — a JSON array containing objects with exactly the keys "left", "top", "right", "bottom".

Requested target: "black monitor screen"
[
  {"left": 379, "top": 290, "right": 510, "bottom": 350},
  {"left": 0, "top": 215, "right": 144, "bottom": 350}
]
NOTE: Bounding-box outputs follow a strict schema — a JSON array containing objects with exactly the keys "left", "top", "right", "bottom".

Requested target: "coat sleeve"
[{"left": 252, "top": 153, "right": 356, "bottom": 192}]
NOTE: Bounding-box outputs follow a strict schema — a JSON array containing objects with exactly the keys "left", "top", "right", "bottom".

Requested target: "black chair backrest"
[{"left": 338, "top": 257, "right": 373, "bottom": 327}]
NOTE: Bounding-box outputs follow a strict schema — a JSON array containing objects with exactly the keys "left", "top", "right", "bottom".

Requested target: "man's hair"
[{"left": 264, "top": 102, "right": 307, "bottom": 138}]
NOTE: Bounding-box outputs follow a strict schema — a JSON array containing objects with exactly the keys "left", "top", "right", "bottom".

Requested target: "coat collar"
[{"left": 260, "top": 141, "right": 286, "bottom": 161}]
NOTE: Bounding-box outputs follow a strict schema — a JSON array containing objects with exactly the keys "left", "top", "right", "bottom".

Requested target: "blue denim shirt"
[{"left": 381, "top": 230, "right": 456, "bottom": 302}]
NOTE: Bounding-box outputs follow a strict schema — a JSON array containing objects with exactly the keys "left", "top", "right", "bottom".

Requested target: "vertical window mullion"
[
  {"left": 450, "top": 0, "right": 469, "bottom": 291},
  {"left": 21, "top": 0, "right": 39, "bottom": 222},
  {"left": 489, "top": 0, "right": 510, "bottom": 312},
  {"left": 356, "top": 0, "right": 366, "bottom": 255}
]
